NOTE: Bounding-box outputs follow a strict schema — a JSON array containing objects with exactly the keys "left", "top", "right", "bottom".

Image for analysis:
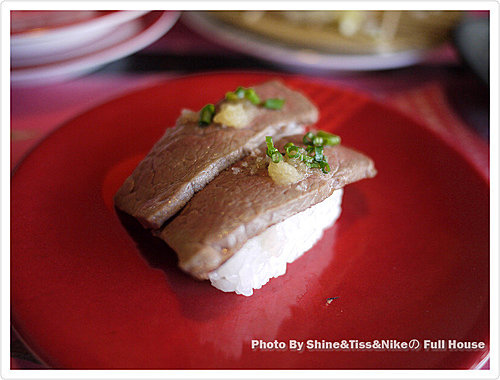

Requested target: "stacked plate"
[{"left": 11, "top": 10, "right": 180, "bottom": 85}]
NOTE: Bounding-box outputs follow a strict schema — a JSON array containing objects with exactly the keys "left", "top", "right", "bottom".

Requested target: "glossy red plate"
[{"left": 11, "top": 72, "right": 489, "bottom": 369}]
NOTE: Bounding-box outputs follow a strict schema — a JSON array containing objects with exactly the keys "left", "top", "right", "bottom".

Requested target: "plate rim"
[
  {"left": 11, "top": 10, "right": 150, "bottom": 43},
  {"left": 11, "top": 11, "right": 181, "bottom": 85}
]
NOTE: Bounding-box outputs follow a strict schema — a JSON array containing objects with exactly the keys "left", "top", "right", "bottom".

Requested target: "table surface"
[{"left": 10, "top": 13, "right": 490, "bottom": 370}]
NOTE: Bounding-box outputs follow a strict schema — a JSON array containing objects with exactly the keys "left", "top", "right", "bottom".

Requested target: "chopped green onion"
[
  {"left": 225, "top": 91, "right": 239, "bottom": 101},
  {"left": 264, "top": 130, "right": 338, "bottom": 176},
  {"left": 316, "top": 130, "right": 341, "bottom": 146},
  {"left": 303, "top": 132, "right": 314, "bottom": 145},
  {"left": 245, "top": 88, "right": 261, "bottom": 105},
  {"left": 265, "top": 136, "right": 275, "bottom": 152},
  {"left": 302, "top": 155, "right": 314, "bottom": 164},
  {"left": 298, "top": 131, "right": 337, "bottom": 172},
  {"left": 286, "top": 144, "right": 300, "bottom": 158},
  {"left": 271, "top": 151, "right": 283, "bottom": 163},
  {"left": 225, "top": 86, "right": 284, "bottom": 111},
  {"left": 199, "top": 104, "right": 215, "bottom": 126},
  {"left": 314, "top": 146, "right": 324, "bottom": 162},
  {"left": 263, "top": 98, "right": 285, "bottom": 110},
  {"left": 234, "top": 86, "right": 246, "bottom": 98},
  {"left": 320, "top": 161, "right": 331, "bottom": 173},
  {"left": 265, "top": 136, "right": 283, "bottom": 162},
  {"left": 225, "top": 87, "right": 246, "bottom": 101},
  {"left": 313, "top": 136, "right": 323, "bottom": 146}
]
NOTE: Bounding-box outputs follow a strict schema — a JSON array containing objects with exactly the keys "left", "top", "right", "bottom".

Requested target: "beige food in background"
[{"left": 209, "top": 11, "right": 462, "bottom": 54}]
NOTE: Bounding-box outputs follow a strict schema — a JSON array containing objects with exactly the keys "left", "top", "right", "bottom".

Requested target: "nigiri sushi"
[
  {"left": 114, "top": 80, "right": 318, "bottom": 229},
  {"left": 160, "top": 132, "right": 376, "bottom": 295},
  {"left": 115, "top": 82, "right": 376, "bottom": 296}
]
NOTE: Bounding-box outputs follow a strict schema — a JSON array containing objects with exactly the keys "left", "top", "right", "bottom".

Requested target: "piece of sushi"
[
  {"left": 207, "top": 188, "right": 344, "bottom": 296},
  {"left": 159, "top": 133, "right": 377, "bottom": 295},
  {"left": 114, "top": 80, "right": 318, "bottom": 229}
]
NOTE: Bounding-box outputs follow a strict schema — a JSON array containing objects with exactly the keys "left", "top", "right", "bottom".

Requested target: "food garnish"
[
  {"left": 198, "top": 104, "right": 215, "bottom": 126},
  {"left": 199, "top": 86, "right": 286, "bottom": 127},
  {"left": 266, "top": 131, "right": 341, "bottom": 175},
  {"left": 263, "top": 98, "right": 285, "bottom": 109},
  {"left": 268, "top": 160, "right": 303, "bottom": 186},
  {"left": 225, "top": 86, "right": 285, "bottom": 110},
  {"left": 265, "top": 136, "right": 283, "bottom": 163}
]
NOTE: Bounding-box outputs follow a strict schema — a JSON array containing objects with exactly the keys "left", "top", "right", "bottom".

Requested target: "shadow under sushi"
[
  {"left": 114, "top": 184, "right": 370, "bottom": 323},
  {"left": 115, "top": 208, "right": 239, "bottom": 321},
  {"left": 114, "top": 186, "right": 374, "bottom": 362}
]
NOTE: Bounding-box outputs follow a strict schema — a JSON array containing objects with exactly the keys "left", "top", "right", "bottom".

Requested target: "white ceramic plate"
[
  {"left": 11, "top": 11, "right": 149, "bottom": 62},
  {"left": 11, "top": 11, "right": 180, "bottom": 86},
  {"left": 183, "top": 12, "right": 431, "bottom": 72}
]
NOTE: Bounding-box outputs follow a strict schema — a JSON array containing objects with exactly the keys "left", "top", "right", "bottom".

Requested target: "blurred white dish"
[
  {"left": 11, "top": 11, "right": 149, "bottom": 62},
  {"left": 183, "top": 11, "right": 431, "bottom": 72},
  {"left": 11, "top": 11, "right": 180, "bottom": 86},
  {"left": 11, "top": 10, "right": 101, "bottom": 34}
]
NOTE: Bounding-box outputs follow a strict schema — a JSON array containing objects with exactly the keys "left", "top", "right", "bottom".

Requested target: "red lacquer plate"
[{"left": 11, "top": 72, "right": 489, "bottom": 369}]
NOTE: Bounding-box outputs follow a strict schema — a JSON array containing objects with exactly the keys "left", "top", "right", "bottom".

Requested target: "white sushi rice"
[{"left": 208, "top": 189, "right": 343, "bottom": 296}]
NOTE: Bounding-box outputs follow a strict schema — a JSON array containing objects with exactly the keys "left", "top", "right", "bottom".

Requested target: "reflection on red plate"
[{"left": 11, "top": 72, "right": 489, "bottom": 369}]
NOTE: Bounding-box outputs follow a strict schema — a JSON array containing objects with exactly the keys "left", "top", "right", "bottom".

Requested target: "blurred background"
[
  {"left": 10, "top": 10, "right": 489, "bottom": 80},
  {"left": 10, "top": 9, "right": 490, "bottom": 369},
  {"left": 10, "top": 10, "right": 490, "bottom": 165}
]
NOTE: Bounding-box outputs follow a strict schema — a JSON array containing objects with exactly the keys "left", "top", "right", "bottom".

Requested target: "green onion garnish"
[
  {"left": 234, "top": 86, "right": 246, "bottom": 98},
  {"left": 314, "top": 146, "right": 324, "bottom": 162},
  {"left": 313, "top": 136, "right": 323, "bottom": 146},
  {"left": 265, "top": 136, "right": 275, "bottom": 152},
  {"left": 308, "top": 162, "right": 321, "bottom": 169},
  {"left": 320, "top": 162, "right": 331, "bottom": 173},
  {"left": 265, "top": 136, "right": 284, "bottom": 163},
  {"left": 316, "top": 130, "right": 341, "bottom": 146},
  {"left": 302, "top": 154, "right": 314, "bottom": 164},
  {"left": 264, "top": 130, "right": 339, "bottom": 176},
  {"left": 303, "top": 132, "right": 314, "bottom": 145},
  {"left": 245, "top": 88, "right": 261, "bottom": 105},
  {"left": 199, "top": 104, "right": 215, "bottom": 126},
  {"left": 263, "top": 98, "right": 285, "bottom": 110},
  {"left": 285, "top": 144, "right": 300, "bottom": 158},
  {"left": 225, "top": 91, "right": 239, "bottom": 101},
  {"left": 225, "top": 86, "right": 285, "bottom": 110},
  {"left": 271, "top": 151, "right": 283, "bottom": 163}
]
